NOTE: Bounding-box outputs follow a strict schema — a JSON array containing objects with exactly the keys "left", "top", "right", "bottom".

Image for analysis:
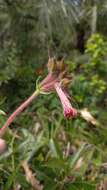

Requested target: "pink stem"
[{"left": 0, "top": 90, "right": 40, "bottom": 137}]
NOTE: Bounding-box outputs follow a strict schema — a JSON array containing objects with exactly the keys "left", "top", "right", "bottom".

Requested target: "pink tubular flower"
[
  {"left": 40, "top": 57, "right": 77, "bottom": 118},
  {"left": 0, "top": 56, "right": 77, "bottom": 137},
  {"left": 54, "top": 82, "right": 77, "bottom": 118}
]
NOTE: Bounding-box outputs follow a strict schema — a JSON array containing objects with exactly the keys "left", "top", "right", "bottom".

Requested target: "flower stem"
[{"left": 0, "top": 89, "right": 40, "bottom": 137}]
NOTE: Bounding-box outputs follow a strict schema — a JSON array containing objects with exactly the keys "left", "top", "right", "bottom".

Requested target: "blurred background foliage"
[{"left": 0, "top": 0, "right": 107, "bottom": 189}]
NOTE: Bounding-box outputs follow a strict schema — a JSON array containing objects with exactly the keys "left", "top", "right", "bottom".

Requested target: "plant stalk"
[{"left": 0, "top": 89, "right": 40, "bottom": 137}]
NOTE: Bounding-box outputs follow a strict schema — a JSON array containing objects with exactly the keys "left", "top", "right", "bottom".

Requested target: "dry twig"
[
  {"left": 21, "top": 161, "right": 43, "bottom": 190},
  {"left": 79, "top": 108, "right": 100, "bottom": 126}
]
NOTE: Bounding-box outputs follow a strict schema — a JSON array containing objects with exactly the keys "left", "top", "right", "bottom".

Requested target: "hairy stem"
[{"left": 0, "top": 90, "right": 40, "bottom": 137}]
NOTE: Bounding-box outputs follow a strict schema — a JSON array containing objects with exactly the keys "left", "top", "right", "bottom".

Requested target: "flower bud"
[
  {"left": 0, "top": 138, "right": 6, "bottom": 154},
  {"left": 47, "top": 57, "right": 57, "bottom": 73},
  {"left": 56, "top": 58, "right": 65, "bottom": 72},
  {"left": 61, "top": 78, "right": 70, "bottom": 88}
]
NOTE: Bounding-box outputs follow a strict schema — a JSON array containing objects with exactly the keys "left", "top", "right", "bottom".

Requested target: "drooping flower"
[
  {"left": 54, "top": 82, "right": 77, "bottom": 118},
  {"left": 40, "top": 57, "right": 77, "bottom": 118},
  {"left": 0, "top": 56, "right": 77, "bottom": 137}
]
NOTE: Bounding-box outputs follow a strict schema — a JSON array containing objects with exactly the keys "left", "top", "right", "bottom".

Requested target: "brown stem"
[
  {"left": 0, "top": 90, "right": 40, "bottom": 137},
  {"left": 21, "top": 161, "right": 43, "bottom": 190}
]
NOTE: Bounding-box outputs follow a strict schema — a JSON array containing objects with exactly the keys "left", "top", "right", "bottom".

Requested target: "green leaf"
[
  {"left": 4, "top": 165, "right": 20, "bottom": 190},
  {"left": 69, "top": 143, "right": 86, "bottom": 169},
  {"left": 19, "top": 129, "right": 47, "bottom": 161},
  {"left": 46, "top": 158, "right": 67, "bottom": 171},
  {"left": 0, "top": 109, "right": 6, "bottom": 115},
  {"left": 49, "top": 138, "right": 62, "bottom": 159},
  {"left": 64, "top": 182, "right": 96, "bottom": 190}
]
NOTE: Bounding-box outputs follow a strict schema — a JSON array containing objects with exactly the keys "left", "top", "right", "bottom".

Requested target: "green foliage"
[
  {"left": 0, "top": 43, "right": 18, "bottom": 84},
  {"left": 72, "top": 34, "right": 107, "bottom": 111},
  {"left": 0, "top": 1, "right": 107, "bottom": 190}
]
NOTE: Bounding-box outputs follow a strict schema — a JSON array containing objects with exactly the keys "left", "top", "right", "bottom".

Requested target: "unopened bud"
[
  {"left": 47, "top": 57, "right": 57, "bottom": 73},
  {"left": 0, "top": 138, "right": 6, "bottom": 154},
  {"left": 61, "top": 78, "right": 70, "bottom": 88},
  {"left": 57, "top": 58, "right": 65, "bottom": 72}
]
